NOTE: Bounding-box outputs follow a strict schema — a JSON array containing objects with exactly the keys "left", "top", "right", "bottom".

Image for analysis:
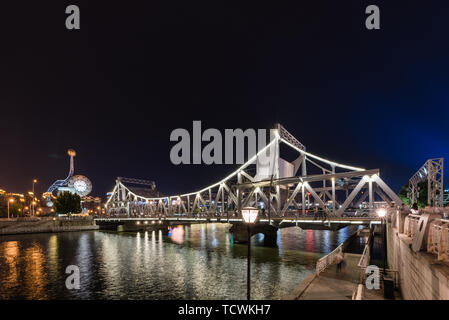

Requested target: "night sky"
[{"left": 0, "top": 1, "right": 448, "bottom": 199}]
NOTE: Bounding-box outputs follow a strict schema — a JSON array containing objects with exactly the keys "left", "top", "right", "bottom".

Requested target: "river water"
[{"left": 0, "top": 223, "right": 357, "bottom": 300}]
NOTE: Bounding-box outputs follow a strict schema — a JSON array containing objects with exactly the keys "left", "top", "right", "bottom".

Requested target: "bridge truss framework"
[
  {"left": 408, "top": 158, "right": 444, "bottom": 207},
  {"left": 105, "top": 124, "right": 403, "bottom": 220}
]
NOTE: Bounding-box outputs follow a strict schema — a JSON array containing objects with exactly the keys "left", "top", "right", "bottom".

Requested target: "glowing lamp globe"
[
  {"left": 242, "top": 207, "right": 259, "bottom": 224},
  {"left": 377, "top": 208, "right": 387, "bottom": 218},
  {"left": 67, "top": 149, "right": 77, "bottom": 157}
]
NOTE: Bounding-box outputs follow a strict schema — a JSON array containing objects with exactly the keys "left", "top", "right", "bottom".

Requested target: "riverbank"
[{"left": 0, "top": 217, "right": 99, "bottom": 235}]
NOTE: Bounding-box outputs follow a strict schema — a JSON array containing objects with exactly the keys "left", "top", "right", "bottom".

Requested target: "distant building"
[{"left": 81, "top": 196, "right": 102, "bottom": 214}]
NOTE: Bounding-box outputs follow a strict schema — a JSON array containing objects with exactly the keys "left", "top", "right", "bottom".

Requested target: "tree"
[
  {"left": 53, "top": 192, "right": 81, "bottom": 215},
  {"left": 0, "top": 196, "right": 25, "bottom": 218},
  {"left": 398, "top": 181, "right": 428, "bottom": 208},
  {"left": 398, "top": 185, "right": 410, "bottom": 206}
]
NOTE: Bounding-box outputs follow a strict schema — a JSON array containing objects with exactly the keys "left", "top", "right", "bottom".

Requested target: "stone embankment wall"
[
  {"left": 0, "top": 217, "right": 99, "bottom": 235},
  {"left": 387, "top": 213, "right": 449, "bottom": 300}
]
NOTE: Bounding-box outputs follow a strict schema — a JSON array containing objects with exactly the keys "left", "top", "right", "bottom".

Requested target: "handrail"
[
  {"left": 352, "top": 284, "right": 364, "bottom": 300},
  {"left": 357, "top": 234, "right": 400, "bottom": 289},
  {"left": 316, "top": 230, "right": 359, "bottom": 275},
  {"left": 316, "top": 243, "right": 343, "bottom": 275},
  {"left": 357, "top": 238, "right": 371, "bottom": 268}
]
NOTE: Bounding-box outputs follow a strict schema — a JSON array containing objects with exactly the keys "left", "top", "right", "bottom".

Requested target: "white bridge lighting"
[
  {"left": 377, "top": 208, "right": 387, "bottom": 218},
  {"left": 104, "top": 124, "right": 404, "bottom": 220}
]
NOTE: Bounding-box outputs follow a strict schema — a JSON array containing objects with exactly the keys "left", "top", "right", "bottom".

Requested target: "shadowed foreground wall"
[{"left": 387, "top": 223, "right": 449, "bottom": 300}]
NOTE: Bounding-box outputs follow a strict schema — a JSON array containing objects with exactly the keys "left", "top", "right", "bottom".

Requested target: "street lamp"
[
  {"left": 32, "top": 179, "right": 37, "bottom": 216},
  {"left": 241, "top": 207, "right": 259, "bottom": 300},
  {"left": 7, "top": 198, "right": 14, "bottom": 219},
  {"left": 376, "top": 207, "right": 387, "bottom": 275},
  {"left": 377, "top": 207, "right": 395, "bottom": 299}
]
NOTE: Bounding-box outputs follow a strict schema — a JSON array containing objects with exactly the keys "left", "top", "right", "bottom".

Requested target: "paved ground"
[{"left": 299, "top": 253, "right": 361, "bottom": 300}]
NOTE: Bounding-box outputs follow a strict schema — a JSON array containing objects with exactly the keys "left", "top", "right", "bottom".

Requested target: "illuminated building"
[
  {"left": 46, "top": 149, "right": 92, "bottom": 206},
  {"left": 81, "top": 196, "right": 102, "bottom": 214}
]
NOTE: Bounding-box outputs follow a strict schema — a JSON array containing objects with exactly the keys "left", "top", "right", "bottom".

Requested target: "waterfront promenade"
[
  {"left": 298, "top": 253, "right": 361, "bottom": 299},
  {"left": 286, "top": 253, "right": 361, "bottom": 300}
]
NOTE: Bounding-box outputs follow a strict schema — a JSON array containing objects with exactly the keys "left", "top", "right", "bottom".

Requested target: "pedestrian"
[
  {"left": 336, "top": 251, "right": 344, "bottom": 273},
  {"left": 340, "top": 252, "right": 346, "bottom": 273}
]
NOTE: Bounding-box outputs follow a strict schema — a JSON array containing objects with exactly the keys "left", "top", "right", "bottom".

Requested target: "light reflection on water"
[{"left": 0, "top": 224, "right": 357, "bottom": 300}]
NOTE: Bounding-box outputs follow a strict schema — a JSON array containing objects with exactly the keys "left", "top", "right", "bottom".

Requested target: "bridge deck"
[{"left": 94, "top": 216, "right": 381, "bottom": 225}]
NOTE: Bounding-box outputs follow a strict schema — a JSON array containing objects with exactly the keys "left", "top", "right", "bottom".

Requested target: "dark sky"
[{"left": 0, "top": 1, "right": 448, "bottom": 199}]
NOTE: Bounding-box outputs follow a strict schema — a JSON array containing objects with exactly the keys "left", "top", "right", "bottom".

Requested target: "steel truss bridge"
[
  {"left": 103, "top": 124, "right": 404, "bottom": 227},
  {"left": 408, "top": 158, "right": 445, "bottom": 207}
]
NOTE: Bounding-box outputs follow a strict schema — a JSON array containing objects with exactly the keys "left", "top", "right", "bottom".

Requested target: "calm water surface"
[{"left": 0, "top": 223, "right": 356, "bottom": 299}]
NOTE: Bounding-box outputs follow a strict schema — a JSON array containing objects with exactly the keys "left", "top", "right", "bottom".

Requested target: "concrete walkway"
[{"left": 298, "top": 253, "right": 361, "bottom": 300}]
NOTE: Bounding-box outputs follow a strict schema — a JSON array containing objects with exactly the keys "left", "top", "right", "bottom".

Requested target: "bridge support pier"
[
  {"left": 229, "top": 223, "right": 278, "bottom": 247},
  {"left": 119, "top": 221, "right": 171, "bottom": 233},
  {"left": 97, "top": 220, "right": 171, "bottom": 233}
]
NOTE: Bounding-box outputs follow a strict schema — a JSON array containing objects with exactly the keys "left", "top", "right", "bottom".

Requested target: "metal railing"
[
  {"left": 316, "top": 229, "right": 359, "bottom": 275},
  {"left": 358, "top": 239, "right": 371, "bottom": 269},
  {"left": 316, "top": 243, "right": 344, "bottom": 275},
  {"left": 55, "top": 216, "right": 93, "bottom": 221},
  {"left": 352, "top": 284, "right": 364, "bottom": 300},
  {"left": 357, "top": 234, "right": 371, "bottom": 286}
]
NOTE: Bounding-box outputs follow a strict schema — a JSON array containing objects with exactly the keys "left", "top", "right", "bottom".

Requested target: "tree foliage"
[
  {"left": 0, "top": 196, "right": 25, "bottom": 218},
  {"left": 398, "top": 181, "right": 428, "bottom": 208},
  {"left": 53, "top": 192, "right": 81, "bottom": 215}
]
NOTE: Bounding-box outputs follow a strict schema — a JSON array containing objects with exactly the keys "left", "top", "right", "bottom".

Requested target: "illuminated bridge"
[{"left": 97, "top": 124, "right": 404, "bottom": 241}]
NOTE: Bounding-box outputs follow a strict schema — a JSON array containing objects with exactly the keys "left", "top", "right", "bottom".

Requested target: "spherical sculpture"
[{"left": 68, "top": 175, "right": 92, "bottom": 197}]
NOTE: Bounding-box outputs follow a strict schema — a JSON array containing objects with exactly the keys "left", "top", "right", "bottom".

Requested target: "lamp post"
[
  {"left": 241, "top": 207, "right": 259, "bottom": 300},
  {"left": 32, "top": 179, "right": 37, "bottom": 216},
  {"left": 376, "top": 207, "right": 387, "bottom": 275},
  {"left": 7, "top": 198, "right": 14, "bottom": 219}
]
